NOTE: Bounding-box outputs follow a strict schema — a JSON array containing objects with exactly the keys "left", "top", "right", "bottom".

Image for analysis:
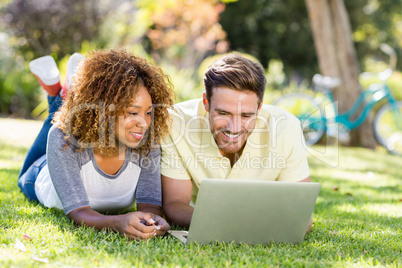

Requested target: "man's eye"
[{"left": 242, "top": 114, "right": 254, "bottom": 118}]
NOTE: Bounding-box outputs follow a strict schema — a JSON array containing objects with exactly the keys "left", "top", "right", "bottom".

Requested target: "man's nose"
[{"left": 227, "top": 116, "right": 242, "bottom": 133}]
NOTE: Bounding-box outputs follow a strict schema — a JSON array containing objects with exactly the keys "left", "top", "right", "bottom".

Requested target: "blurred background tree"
[
  {"left": 220, "top": 0, "right": 402, "bottom": 80},
  {"left": 3, "top": 0, "right": 108, "bottom": 60},
  {"left": 220, "top": 0, "right": 317, "bottom": 80},
  {"left": 143, "top": 0, "right": 228, "bottom": 68}
]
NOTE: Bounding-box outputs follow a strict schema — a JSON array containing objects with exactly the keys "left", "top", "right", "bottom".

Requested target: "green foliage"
[
  {"left": 1, "top": 0, "right": 401, "bottom": 119},
  {"left": 0, "top": 55, "right": 41, "bottom": 118},
  {"left": 139, "top": 0, "right": 228, "bottom": 69},
  {"left": 161, "top": 63, "right": 204, "bottom": 103},
  {"left": 360, "top": 71, "right": 402, "bottom": 101},
  {"left": 0, "top": 0, "right": 144, "bottom": 118},
  {"left": 1, "top": 0, "right": 107, "bottom": 61},
  {"left": 0, "top": 40, "right": 101, "bottom": 119},
  {"left": 0, "top": 0, "right": 111, "bottom": 118},
  {"left": 351, "top": 0, "right": 402, "bottom": 71},
  {"left": 1, "top": 126, "right": 401, "bottom": 267},
  {"left": 220, "top": 0, "right": 402, "bottom": 78},
  {"left": 98, "top": 1, "right": 151, "bottom": 58},
  {"left": 220, "top": 0, "right": 318, "bottom": 78}
]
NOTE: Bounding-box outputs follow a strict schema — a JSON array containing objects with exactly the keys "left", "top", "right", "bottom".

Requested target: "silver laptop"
[{"left": 168, "top": 179, "right": 320, "bottom": 245}]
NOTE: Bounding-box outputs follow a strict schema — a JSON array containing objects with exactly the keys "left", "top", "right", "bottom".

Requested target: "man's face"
[{"left": 203, "top": 87, "right": 262, "bottom": 158}]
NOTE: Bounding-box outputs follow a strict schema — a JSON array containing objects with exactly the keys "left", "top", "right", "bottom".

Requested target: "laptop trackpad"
[{"left": 168, "top": 230, "right": 189, "bottom": 244}]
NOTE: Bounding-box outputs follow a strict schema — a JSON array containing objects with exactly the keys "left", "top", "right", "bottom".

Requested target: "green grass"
[{"left": 0, "top": 135, "right": 401, "bottom": 267}]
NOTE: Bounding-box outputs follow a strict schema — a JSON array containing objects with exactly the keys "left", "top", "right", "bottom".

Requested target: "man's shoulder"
[
  {"left": 162, "top": 98, "right": 207, "bottom": 146},
  {"left": 170, "top": 98, "right": 204, "bottom": 118}
]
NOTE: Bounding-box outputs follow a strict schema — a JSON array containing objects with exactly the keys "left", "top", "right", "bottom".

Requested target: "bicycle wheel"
[
  {"left": 373, "top": 101, "right": 402, "bottom": 156},
  {"left": 273, "top": 93, "right": 326, "bottom": 145}
]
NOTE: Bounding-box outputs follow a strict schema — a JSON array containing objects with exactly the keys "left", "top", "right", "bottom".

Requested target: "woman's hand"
[
  {"left": 116, "top": 211, "right": 170, "bottom": 241},
  {"left": 149, "top": 213, "right": 170, "bottom": 235},
  {"left": 68, "top": 207, "right": 170, "bottom": 241}
]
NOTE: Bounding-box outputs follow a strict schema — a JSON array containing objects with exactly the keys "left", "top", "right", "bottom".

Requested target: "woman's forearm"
[
  {"left": 67, "top": 206, "right": 121, "bottom": 231},
  {"left": 67, "top": 206, "right": 170, "bottom": 240}
]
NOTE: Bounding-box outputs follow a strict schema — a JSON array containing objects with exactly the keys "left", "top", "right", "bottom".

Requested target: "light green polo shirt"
[{"left": 161, "top": 99, "right": 310, "bottom": 203}]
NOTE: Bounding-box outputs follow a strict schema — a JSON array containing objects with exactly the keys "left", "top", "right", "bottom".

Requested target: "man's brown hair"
[{"left": 203, "top": 53, "right": 266, "bottom": 105}]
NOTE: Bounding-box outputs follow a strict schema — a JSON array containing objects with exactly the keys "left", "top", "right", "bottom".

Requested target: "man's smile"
[{"left": 219, "top": 130, "right": 248, "bottom": 142}]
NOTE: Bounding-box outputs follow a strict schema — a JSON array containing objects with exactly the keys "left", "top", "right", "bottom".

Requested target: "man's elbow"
[
  {"left": 162, "top": 201, "right": 175, "bottom": 222},
  {"left": 162, "top": 200, "right": 193, "bottom": 228},
  {"left": 162, "top": 200, "right": 184, "bottom": 223}
]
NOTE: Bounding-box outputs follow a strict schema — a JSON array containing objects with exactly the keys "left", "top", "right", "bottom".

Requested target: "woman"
[{"left": 18, "top": 49, "right": 175, "bottom": 240}]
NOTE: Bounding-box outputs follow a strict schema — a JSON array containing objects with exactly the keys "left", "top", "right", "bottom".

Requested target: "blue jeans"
[{"left": 18, "top": 95, "right": 62, "bottom": 201}]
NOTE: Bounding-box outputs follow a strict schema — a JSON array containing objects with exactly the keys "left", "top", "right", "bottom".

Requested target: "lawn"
[{"left": 0, "top": 118, "right": 401, "bottom": 267}]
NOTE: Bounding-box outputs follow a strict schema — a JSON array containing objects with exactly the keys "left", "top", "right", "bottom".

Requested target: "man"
[{"left": 161, "top": 53, "right": 312, "bottom": 232}]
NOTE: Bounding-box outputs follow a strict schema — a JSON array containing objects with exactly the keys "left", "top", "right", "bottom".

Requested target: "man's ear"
[
  {"left": 258, "top": 100, "right": 263, "bottom": 111},
  {"left": 203, "top": 92, "right": 209, "bottom": 112}
]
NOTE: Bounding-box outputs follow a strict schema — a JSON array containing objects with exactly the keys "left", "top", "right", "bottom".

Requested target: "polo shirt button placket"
[{"left": 219, "top": 157, "right": 231, "bottom": 179}]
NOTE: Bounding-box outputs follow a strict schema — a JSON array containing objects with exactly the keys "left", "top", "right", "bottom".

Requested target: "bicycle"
[{"left": 273, "top": 44, "right": 402, "bottom": 156}]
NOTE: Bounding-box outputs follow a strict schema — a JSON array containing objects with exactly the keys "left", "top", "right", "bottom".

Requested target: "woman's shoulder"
[
  {"left": 48, "top": 124, "right": 68, "bottom": 147},
  {"left": 48, "top": 124, "right": 79, "bottom": 148},
  {"left": 47, "top": 125, "right": 90, "bottom": 160}
]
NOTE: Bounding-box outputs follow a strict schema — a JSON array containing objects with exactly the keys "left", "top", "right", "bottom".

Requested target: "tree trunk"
[{"left": 305, "top": 0, "right": 376, "bottom": 148}]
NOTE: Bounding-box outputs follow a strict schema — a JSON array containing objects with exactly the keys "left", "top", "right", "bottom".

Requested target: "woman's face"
[{"left": 116, "top": 85, "right": 153, "bottom": 149}]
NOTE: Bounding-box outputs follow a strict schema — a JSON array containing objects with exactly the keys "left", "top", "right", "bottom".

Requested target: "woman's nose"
[{"left": 136, "top": 114, "right": 150, "bottom": 129}]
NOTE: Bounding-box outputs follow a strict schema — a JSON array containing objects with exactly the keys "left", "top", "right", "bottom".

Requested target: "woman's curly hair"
[{"left": 53, "top": 49, "right": 175, "bottom": 157}]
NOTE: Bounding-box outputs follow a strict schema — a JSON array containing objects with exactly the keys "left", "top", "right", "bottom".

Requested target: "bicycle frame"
[
  {"left": 278, "top": 44, "right": 402, "bottom": 152},
  {"left": 323, "top": 83, "right": 398, "bottom": 130}
]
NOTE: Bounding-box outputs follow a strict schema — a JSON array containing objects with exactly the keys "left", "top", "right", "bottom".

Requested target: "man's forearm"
[
  {"left": 164, "top": 202, "right": 194, "bottom": 228},
  {"left": 137, "top": 203, "right": 163, "bottom": 217}
]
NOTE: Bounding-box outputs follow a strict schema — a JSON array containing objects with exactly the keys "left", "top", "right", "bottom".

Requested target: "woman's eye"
[{"left": 128, "top": 112, "right": 138, "bottom": 116}]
